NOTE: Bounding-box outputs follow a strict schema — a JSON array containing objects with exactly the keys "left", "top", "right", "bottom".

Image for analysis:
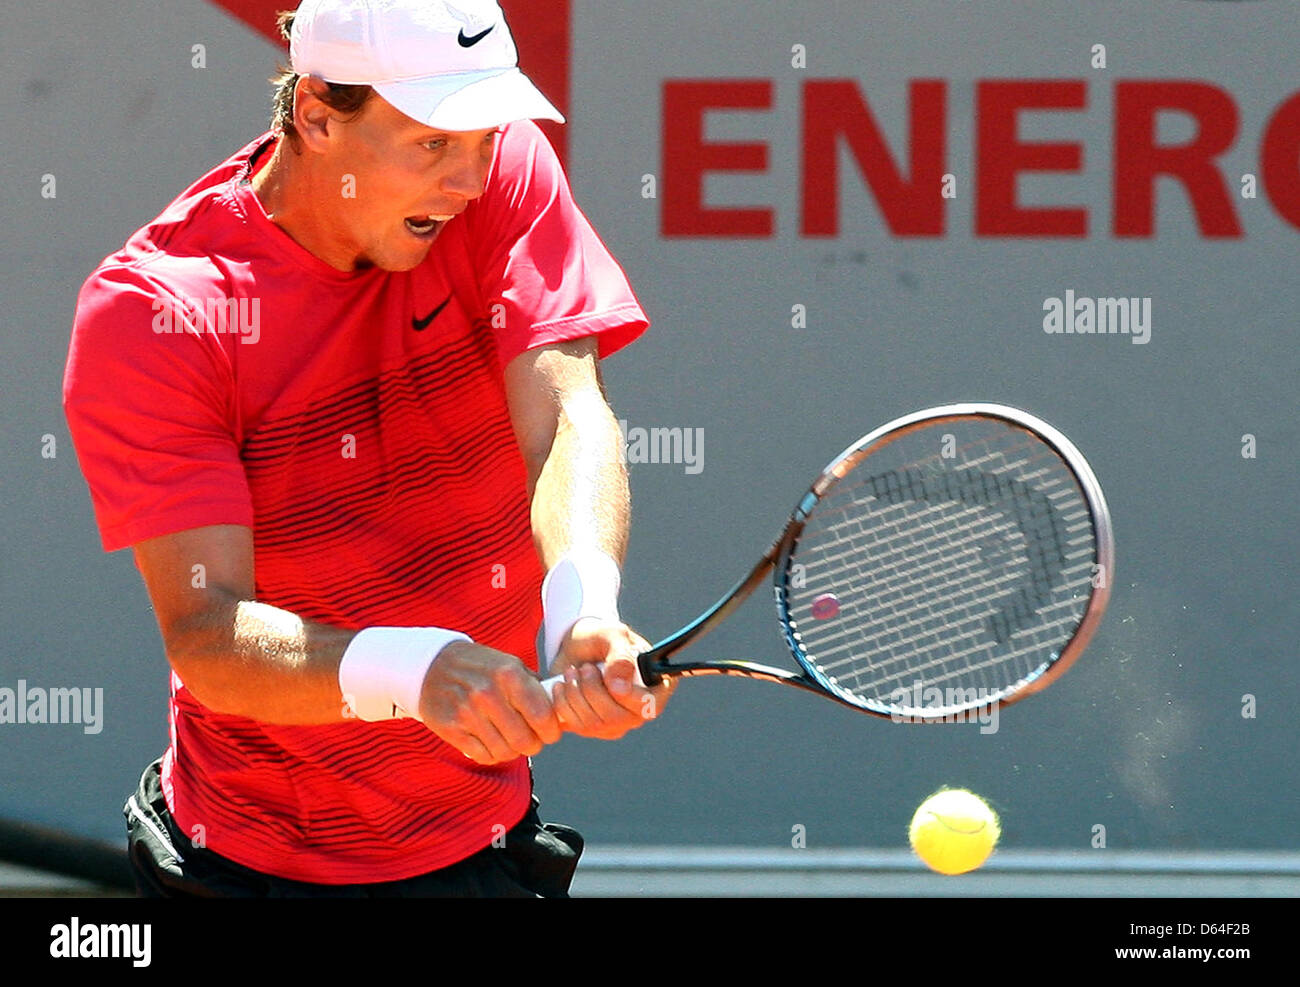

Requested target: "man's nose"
[{"left": 440, "top": 141, "right": 493, "bottom": 202}]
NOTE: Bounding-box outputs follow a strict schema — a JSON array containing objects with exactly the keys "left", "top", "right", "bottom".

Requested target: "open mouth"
[{"left": 404, "top": 214, "right": 454, "bottom": 238}]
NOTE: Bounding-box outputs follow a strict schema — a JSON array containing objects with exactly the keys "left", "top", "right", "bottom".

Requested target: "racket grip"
[{"left": 540, "top": 657, "right": 650, "bottom": 699}]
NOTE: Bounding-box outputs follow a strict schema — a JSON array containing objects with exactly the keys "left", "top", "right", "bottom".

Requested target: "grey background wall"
[{"left": 2, "top": 0, "right": 1296, "bottom": 854}]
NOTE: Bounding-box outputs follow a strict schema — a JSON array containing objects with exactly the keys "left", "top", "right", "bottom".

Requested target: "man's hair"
[{"left": 270, "top": 10, "right": 374, "bottom": 145}]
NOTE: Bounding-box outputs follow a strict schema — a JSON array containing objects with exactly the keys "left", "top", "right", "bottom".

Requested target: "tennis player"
[{"left": 62, "top": 0, "right": 670, "bottom": 897}]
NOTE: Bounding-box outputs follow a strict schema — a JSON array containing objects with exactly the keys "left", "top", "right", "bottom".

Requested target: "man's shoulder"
[
  {"left": 498, "top": 118, "right": 548, "bottom": 156},
  {"left": 489, "top": 119, "right": 566, "bottom": 193},
  {"left": 76, "top": 254, "right": 231, "bottom": 318},
  {"left": 78, "top": 135, "right": 273, "bottom": 311},
  {"left": 462, "top": 120, "right": 570, "bottom": 247}
]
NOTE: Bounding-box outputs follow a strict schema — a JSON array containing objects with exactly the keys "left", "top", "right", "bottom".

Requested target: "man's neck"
[{"left": 248, "top": 141, "right": 359, "bottom": 272}]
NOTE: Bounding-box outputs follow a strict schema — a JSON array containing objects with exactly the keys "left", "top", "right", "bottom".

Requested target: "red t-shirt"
[{"left": 63, "top": 120, "right": 648, "bottom": 884}]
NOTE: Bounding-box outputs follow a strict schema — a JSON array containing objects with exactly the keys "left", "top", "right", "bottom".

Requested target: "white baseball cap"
[{"left": 289, "top": 0, "right": 565, "bottom": 130}]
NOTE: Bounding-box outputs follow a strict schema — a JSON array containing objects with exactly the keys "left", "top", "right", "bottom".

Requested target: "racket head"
[{"left": 773, "top": 403, "right": 1113, "bottom": 720}]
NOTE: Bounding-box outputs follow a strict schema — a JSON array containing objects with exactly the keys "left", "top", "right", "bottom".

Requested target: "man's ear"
[{"left": 293, "top": 75, "right": 336, "bottom": 153}]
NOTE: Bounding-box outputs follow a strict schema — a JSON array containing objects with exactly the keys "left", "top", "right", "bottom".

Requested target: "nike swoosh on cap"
[{"left": 458, "top": 25, "right": 495, "bottom": 47}]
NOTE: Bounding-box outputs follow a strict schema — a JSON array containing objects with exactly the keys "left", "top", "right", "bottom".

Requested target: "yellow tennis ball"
[{"left": 908, "top": 788, "right": 1000, "bottom": 875}]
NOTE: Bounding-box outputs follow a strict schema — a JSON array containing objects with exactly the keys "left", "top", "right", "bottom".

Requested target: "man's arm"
[
  {"left": 132, "top": 524, "right": 560, "bottom": 762},
  {"left": 507, "top": 338, "right": 628, "bottom": 565},
  {"left": 504, "top": 337, "right": 672, "bottom": 737}
]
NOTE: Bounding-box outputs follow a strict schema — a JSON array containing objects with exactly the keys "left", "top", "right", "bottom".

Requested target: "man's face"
[{"left": 314, "top": 93, "right": 499, "bottom": 271}]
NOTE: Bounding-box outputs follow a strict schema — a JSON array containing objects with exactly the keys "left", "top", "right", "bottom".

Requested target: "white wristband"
[
  {"left": 339, "top": 627, "right": 470, "bottom": 722},
  {"left": 541, "top": 549, "right": 621, "bottom": 670}
]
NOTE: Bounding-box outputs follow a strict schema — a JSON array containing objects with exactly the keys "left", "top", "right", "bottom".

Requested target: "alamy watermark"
[
  {"left": 49, "top": 918, "right": 150, "bottom": 967},
  {"left": 0, "top": 680, "right": 104, "bottom": 735},
  {"left": 617, "top": 419, "right": 704, "bottom": 475},
  {"left": 888, "top": 682, "right": 1000, "bottom": 734},
  {"left": 1042, "top": 290, "right": 1151, "bottom": 345},
  {"left": 152, "top": 294, "right": 261, "bottom": 344}
]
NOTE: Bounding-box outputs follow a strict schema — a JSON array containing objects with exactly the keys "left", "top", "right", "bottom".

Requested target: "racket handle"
[{"left": 539, "top": 657, "right": 651, "bottom": 699}]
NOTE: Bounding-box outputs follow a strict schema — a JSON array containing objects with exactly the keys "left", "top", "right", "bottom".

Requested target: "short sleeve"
[
  {"left": 466, "top": 120, "right": 649, "bottom": 369},
  {"left": 63, "top": 266, "right": 254, "bottom": 552}
]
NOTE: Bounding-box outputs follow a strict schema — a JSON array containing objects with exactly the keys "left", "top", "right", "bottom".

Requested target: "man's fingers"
[
  {"left": 420, "top": 644, "right": 568, "bottom": 758},
  {"left": 470, "top": 664, "right": 562, "bottom": 753},
  {"left": 548, "top": 680, "right": 573, "bottom": 728},
  {"left": 550, "top": 679, "right": 589, "bottom": 733},
  {"left": 471, "top": 689, "right": 551, "bottom": 758},
  {"left": 480, "top": 697, "right": 546, "bottom": 759},
  {"left": 600, "top": 658, "right": 653, "bottom": 714},
  {"left": 560, "top": 665, "right": 603, "bottom": 730},
  {"left": 547, "top": 622, "right": 671, "bottom": 739},
  {"left": 462, "top": 705, "right": 524, "bottom": 762},
  {"left": 575, "top": 661, "right": 645, "bottom": 723},
  {"left": 553, "top": 667, "right": 639, "bottom": 739},
  {"left": 436, "top": 725, "right": 499, "bottom": 766},
  {"left": 499, "top": 671, "right": 563, "bottom": 745}
]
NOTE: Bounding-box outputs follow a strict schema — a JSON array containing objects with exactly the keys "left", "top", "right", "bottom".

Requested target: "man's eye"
[{"left": 423, "top": 139, "right": 446, "bottom": 151}]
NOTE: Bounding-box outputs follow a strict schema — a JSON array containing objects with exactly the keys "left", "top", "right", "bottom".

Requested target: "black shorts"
[{"left": 124, "top": 757, "right": 583, "bottom": 898}]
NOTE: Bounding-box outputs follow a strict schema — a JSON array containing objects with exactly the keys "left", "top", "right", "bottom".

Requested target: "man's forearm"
[
  {"left": 511, "top": 348, "right": 670, "bottom": 734},
  {"left": 529, "top": 386, "right": 630, "bottom": 569},
  {"left": 167, "top": 597, "right": 357, "bottom": 725}
]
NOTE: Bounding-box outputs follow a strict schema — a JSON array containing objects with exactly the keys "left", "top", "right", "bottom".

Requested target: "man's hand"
[
  {"left": 548, "top": 618, "right": 674, "bottom": 739},
  {"left": 419, "top": 641, "right": 562, "bottom": 765}
]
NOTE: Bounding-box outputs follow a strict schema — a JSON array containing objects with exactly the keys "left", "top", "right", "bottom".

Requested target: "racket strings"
[
  {"left": 807, "top": 494, "right": 1093, "bottom": 648},
  {"left": 811, "top": 515, "right": 1030, "bottom": 654},
  {"left": 811, "top": 555, "right": 1097, "bottom": 675},
  {"left": 783, "top": 421, "right": 1098, "bottom": 713},
  {"left": 805, "top": 476, "right": 1077, "bottom": 627}
]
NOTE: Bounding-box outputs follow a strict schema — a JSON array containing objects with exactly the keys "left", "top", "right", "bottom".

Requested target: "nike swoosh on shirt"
[
  {"left": 412, "top": 295, "right": 452, "bottom": 331},
  {"left": 458, "top": 25, "right": 494, "bottom": 47}
]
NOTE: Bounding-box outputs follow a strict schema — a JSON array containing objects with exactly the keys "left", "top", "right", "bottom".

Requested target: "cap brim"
[{"left": 375, "top": 68, "right": 565, "bottom": 131}]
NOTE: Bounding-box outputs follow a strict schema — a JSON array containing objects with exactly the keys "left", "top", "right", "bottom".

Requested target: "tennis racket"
[{"left": 542, "top": 403, "right": 1113, "bottom": 721}]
